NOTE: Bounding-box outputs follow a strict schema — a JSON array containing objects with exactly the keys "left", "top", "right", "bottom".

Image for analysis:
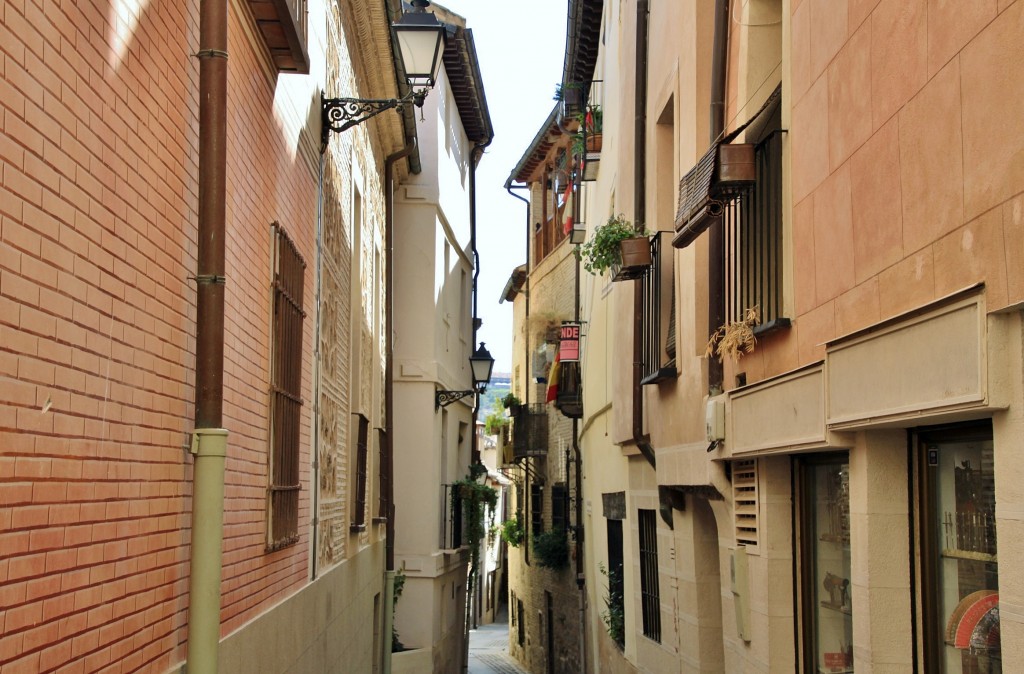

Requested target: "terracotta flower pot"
[
  {"left": 618, "top": 236, "right": 652, "bottom": 269},
  {"left": 586, "top": 133, "right": 603, "bottom": 153}
]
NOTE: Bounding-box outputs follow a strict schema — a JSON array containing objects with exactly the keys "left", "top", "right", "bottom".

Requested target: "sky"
[{"left": 437, "top": 0, "right": 568, "bottom": 374}]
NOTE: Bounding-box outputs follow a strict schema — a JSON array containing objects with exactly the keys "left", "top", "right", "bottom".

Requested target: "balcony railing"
[
  {"left": 723, "top": 128, "right": 788, "bottom": 331},
  {"left": 641, "top": 232, "right": 677, "bottom": 384},
  {"left": 512, "top": 403, "right": 548, "bottom": 460}
]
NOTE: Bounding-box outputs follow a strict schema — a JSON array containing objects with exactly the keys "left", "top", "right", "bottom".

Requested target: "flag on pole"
[
  {"left": 546, "top": 351, "right": 561, "bottom": 403},
  {"left": 562, "top": 182, "right": 574, "bottom": 236}
]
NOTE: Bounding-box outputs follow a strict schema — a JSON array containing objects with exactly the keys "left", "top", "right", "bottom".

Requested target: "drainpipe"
[
  {"left": 632, "top": 0, "right": 655, "bottom": 469},
  {"left": 187, "top": 0, "right": 228, "bottom": 670},
  {"left": 708, "top": 0, "right": 730, "bottom": 395},
  {"left": 506, "top": 182, "right": 530, "bottom": 569},
  {"left": 383, "top": 139, "right": 417, "bottom": 674},
  {"left": 463, "top": 139, "right": 491, "bottom": 673}
]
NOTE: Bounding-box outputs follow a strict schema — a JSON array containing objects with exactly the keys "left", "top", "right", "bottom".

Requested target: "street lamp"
[
  {"left": 436, "top": 342, "right": 495, "bottom": 410},
  {"left": 321, "top": 0, "right": 446, "bottom": 152}
]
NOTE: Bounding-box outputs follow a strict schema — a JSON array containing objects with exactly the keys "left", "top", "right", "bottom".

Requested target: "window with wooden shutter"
[
  {"left": 267, "top": 223, "right": 306, "bottom": 551},
  {"left": 351, "top": 414, "right": 369, "bottom": 531},
  {"left": 376, "top": 428, "right": 388, "bottom": 522}
]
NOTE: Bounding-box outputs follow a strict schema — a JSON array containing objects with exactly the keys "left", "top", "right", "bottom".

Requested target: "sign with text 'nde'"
[{"left": 559, "top": 322, "right": 581, "bottom": 362}]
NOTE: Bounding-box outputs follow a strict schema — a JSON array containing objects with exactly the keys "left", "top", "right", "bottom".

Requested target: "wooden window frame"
[
  {"left": 351, "top": 413, "right": 369, "bottom": 532},
  {"left": 267, "top": 223, "right": 306, "bottom": 551}
]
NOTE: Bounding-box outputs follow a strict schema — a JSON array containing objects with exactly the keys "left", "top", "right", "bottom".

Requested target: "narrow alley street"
[{"left": 467, "top": 611, "right": 529, "bottom": 674}]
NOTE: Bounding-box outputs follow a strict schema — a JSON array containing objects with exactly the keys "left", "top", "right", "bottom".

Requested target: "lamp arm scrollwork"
[{"left": 321, "top": 89, "right": 426, "bottom": 153}]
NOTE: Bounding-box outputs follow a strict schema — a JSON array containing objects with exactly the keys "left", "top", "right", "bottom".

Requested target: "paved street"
[{"left": 467, "top": 612, "right": 529, "bottom": 674}]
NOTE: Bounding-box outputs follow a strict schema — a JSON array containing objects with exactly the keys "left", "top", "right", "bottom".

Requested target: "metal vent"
[{"left": 733, "top": 459, "right": 759, "bottom": 548}]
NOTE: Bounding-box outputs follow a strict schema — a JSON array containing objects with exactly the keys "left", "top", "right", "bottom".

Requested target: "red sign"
[{"left": 559, "top": 322, "right": 581, "bottom": 362}]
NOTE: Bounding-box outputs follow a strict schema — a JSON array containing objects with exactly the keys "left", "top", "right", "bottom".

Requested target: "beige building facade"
[
  {"left": 507, "top": 0, "right": 1024, "bottom": 673},
  {"left": 391, "top": 7, "right": 493, "bottom": 672}
]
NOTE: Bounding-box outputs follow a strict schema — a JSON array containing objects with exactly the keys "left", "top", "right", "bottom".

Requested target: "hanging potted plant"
[
  {"left": 578, "top": 104, "right": 602, "bottom": 153},
  {"left": 580, "top": 214, "right": 651, "bottom": 280},
  {"left": 501, "top": 392, "right": 522, "bottom": 415}
]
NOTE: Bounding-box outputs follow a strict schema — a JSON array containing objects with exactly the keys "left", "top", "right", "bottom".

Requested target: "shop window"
[
  {"left": 918, "top": 423, "right": 999, "bottom": 673},
  {"left": 798, "top": 455, "right": 853, "bottom": 673}
]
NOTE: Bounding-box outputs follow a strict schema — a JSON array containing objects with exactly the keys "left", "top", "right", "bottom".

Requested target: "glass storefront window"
[
  {"left": 801, "top": 457, "right": 854, "bottom": 674},
  {"left": 922, "top": 427, "right": 1000, "bottom": 674}
]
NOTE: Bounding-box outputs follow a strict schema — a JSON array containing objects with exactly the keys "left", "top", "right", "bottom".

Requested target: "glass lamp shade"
[
  {"left": 469, "top": 342, "right": 495, "bottom": 388},
  {"left": 392, "top": 12, "right": 446, "bottom": 88},
  {"left": 570, "top": 222, "right": 587, "bottom": 245}
]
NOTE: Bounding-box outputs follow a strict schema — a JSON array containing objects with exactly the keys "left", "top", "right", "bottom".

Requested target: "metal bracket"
[
  {"left": 321, "top": 89, "right": 426, "bottom": 153},
  {"left": 435, "top": 389, "right": 476, "bottom": 410}
]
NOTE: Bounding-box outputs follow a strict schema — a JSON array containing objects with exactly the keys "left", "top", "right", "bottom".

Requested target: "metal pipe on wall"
[
  {"left": 708, "top": 0, "right": 731, "bottom": 395},
  {"left": 383, "top": 139, "right": 417, "bottom": 674},
  {"left": 187, "top": 0, "right": 228, "bottom": 669},
  {"left": 632, "top": 0, "right": 655, "bottom": 469}
]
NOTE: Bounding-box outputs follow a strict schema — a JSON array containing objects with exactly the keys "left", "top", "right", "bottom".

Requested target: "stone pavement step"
[
  {"left": 468, "top": 653, "right": 530, "bottom": 674},
  {"left": 466, "top": 619, "right": 529, "bottom": 674}
]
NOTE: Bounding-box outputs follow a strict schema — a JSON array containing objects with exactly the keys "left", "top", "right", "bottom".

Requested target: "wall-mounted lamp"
[
  {"left": 436, "top": 342, "right": 495, "bottom": 410},
  {"left": 321, "top": 0, "right": 446, "bottom": 152},
  {"left": 569, "top": 221, "right": 587, "bottom": 245}
]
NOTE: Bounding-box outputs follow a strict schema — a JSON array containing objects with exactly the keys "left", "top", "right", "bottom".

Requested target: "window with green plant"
[
  {"left": 532, "top": 528, "right": 568, "bottom": 569},
  {"left": 500, "top": 512, "right": 525, "bottom": 547},
  {"left": 599, "top": 563, "right": 625, "bottom": 647}
]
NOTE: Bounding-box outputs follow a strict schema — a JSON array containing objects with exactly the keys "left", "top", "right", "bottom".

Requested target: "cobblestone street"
[{"left": 467, "top": 613, "right": 529, "bottom": 674}]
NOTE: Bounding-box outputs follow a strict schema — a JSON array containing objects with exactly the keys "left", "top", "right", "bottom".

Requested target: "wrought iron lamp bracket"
[
  {"left": 321, "top": 89, "right": 426, "bottom": 153},
  {"left": 435, "top": 389, "right": 477, "bottom": 410}
]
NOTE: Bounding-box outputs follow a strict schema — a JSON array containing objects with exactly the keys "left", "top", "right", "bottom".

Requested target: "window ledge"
[
  {"left": 752, "top": 317, "right": 791, "bottom": 337},
  {"left": 640, "top": 366, "right": 677, "bottom": 386}
]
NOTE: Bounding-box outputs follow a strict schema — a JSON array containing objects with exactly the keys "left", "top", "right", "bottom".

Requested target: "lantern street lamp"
[
  {"left": 436, "top": 342, "right": 495, "bottom": 410},
  {"left": 321, "top": 0, "right": 446, "bottom": 152}
]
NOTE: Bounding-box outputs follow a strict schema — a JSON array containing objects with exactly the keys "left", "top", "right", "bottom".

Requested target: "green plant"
[
  {"left": 598, "top": 563, "right": 625, "bottom": 647},
  {"left": 580, "top": 214, "right": 648, "bottom": 275},
  {"left": 501, "top": 392, "right": 522, "bottom": 409},
  {"left": 500, "top": 513, "right": 525, "bottom": 547},
  {"left": 484, "top": 409, "right": 509, "bottom": 435},
  {"left": 532, "top": 529, "right": 569, "bottom": 569},
  {"left": 553, "top": 81, "right": 583, "bottom": 102},
  {"left": 391, "top": 568, "right": 407, "bottom": 652},
  {"left": 451, "top": 464, "right": 499, "bottom": 571}
]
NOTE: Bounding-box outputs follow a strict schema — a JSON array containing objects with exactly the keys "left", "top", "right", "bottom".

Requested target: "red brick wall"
[{"left": 0, "top": 0, "right": 316, "bottom": 671}]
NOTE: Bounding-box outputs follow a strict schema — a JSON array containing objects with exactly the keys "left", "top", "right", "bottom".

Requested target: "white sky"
[{"left": 437, "top": 0, "right": 568, "bottom": 374}]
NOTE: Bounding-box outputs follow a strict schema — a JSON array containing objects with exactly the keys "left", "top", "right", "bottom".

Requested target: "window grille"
[
  {"left": 351, "top": 414, "right": 369, "bottom": 531},
  {"left": 638, "top": 509, "right": 661, "bottom": 642},
  {"left": 268, "top": 223, "right": 306, "bottom": 551},
  {"left": 641, "top": 232, "right": 677, "bottom": 384},
  {"left": 441, "top": 484, "right": 464, "bottom": 549},
  {"left": 724, "top": 99, "right": 788, "bottom": 329}
]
